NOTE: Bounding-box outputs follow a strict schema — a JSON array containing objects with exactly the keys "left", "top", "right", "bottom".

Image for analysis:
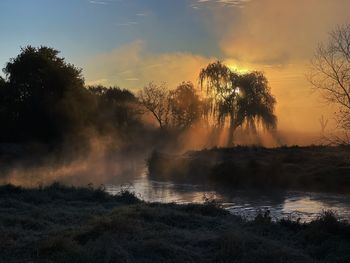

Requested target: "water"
[{"left": 106, "top": 174, "right": 350, "bottom": 222}]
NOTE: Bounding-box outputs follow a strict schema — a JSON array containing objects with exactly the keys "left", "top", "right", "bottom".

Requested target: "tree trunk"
[{"left": 227, "top": 114, "right": 235, "bottom": 147}]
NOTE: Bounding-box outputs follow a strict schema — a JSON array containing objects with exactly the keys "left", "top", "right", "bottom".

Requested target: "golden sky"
[{"left": 80, "top": 0, "right": 350, "bottom": 134}]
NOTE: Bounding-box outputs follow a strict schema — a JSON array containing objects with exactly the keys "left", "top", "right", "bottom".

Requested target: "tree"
[
  {"left": 309, "top": 24, "right": 350, "bottom": 134},
  {"left": 138, "top": 82, "right": 170, "bottom": 129},
  {"left": 199, "top": 61, "right": 277, "bottom": 146},
  {"left": 0, "top": 77, "right": 13, "bottom": 138},
  {"left": 199, "top": 62, "right": 240, "bottom": 145},
  {"left": 236, "top": 71, "right": 277, "bottom": 133},
  {"left": 88, "top": 85, "right": 141, "bottom": 132},
  {"left": 168, "top": 82, "right": 202, "bottom": 129},
  {"left": 1, "top": 46, "right": 95, "bottom": 143}
]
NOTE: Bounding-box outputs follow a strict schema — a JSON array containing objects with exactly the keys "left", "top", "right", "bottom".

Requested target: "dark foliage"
[
  {"left": 0, "top": 46, "right": 96, "bottom": 143},
  {"left": 0, "top": 46, "right": 145, "bottom": 148},
  {"left": 88, "top": 85, "right": 142, "bottom": 133},
  {"left": 148, "top": 146, "right": 350, "bottom": 193}
]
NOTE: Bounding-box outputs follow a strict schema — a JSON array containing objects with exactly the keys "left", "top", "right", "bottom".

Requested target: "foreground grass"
[
  {"left": 0, "top": 184, "right": 350, "bottom": 262},
  {"left": 148, "top": 146, "right": 350, "bottom": 193}
]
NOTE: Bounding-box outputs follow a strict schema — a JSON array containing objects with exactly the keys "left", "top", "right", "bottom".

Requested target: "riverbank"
[
  {"left": 148, "top": 146, "right": 350, "bottom": 193},
  {"left": 0, "top": 184, "right": 349, "bottom": 262}
]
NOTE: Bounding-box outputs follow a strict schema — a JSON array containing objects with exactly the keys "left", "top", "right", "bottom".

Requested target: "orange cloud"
[
  {"left": 216, "top": 0, "right": 350, "bottom": 64},
  {"left": 84, "top": 0, "right": 350, "bottom": 139},
  {"left": 84, "top": 40, "right": 214, "bottom": 91}
]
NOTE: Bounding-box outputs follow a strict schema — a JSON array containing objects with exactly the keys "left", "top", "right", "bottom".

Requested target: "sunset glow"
[
  {"left": 0, "top": 0, "right": 350, "bottom": 138},
  {"left": 1, "top": 2, "right": 350, "bottom": 261}
]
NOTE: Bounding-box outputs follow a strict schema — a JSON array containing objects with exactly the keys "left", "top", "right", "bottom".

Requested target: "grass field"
[{"left": 0, "top": 183, "right": 349, "bottom": 262}]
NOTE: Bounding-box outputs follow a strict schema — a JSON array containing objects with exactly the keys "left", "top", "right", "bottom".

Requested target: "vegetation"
[
  {"left": 0, "top": 46, "right": 94, "bottom": 143},
  {"left": 0, "top": 47, "right": 277, "bottom": 151},
  {"left": 0, "top": 183, "right": 349, "bottom": 263},
  {"left": 0, "top": 46, "right": 145, "bottom": 151},
  {"left": 147, "top": 146, "right": 350, "bottom": 193},
  {"left": 138, "top": 81, "right": 209, "bottom": 130},
  {"left": 1, "top": 18, "right": 350, "bottom": 263},
  {"left": 199, "top": 61, "right": 277, "bottom": 146},
  {"left": 309, "top": 23, "right": 350, "bottom": 144}
]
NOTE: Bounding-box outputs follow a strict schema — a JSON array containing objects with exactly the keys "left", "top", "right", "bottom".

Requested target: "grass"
[
  {"left": 147, "top": 145, "right": 350, "bottom": 193},
  {"left": 0, "top": 184, "right": 350, "bottom": 262}
]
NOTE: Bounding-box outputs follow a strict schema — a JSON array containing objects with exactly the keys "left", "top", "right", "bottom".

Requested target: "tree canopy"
[
  {"left": 0, "top": 46, "right": 94, "bottom": 143},
  {"left": 0, "top": 47, "right": 278, "bottom": 148},
  {"left": 200, "top": 61, "right": 277, "bottom": 145}
]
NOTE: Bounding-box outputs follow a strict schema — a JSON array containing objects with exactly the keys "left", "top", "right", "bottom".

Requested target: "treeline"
[
  {"left": 0, "top": 46, "right": 277, "bottom": 148},
  {"left": 0, "top": 46, "right": 143, "bottom": 145}
]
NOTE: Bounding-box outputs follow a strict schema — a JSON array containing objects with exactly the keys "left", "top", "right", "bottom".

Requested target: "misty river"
[
  {"left": 3, "top": 156, "right": 350, "bottom": 223},
  {"left": 106, "top": 172, "right": 350, "bottom": 223}
]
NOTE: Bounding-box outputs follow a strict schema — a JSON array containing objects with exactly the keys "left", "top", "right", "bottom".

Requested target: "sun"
[
  {"left": 224, "top": 59, "right": 251, "bottom": 74},
  {"left": 227, "top": 64, "right": 250, "bottom": 74}
]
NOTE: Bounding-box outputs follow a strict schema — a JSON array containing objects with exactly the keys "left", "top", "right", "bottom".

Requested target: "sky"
[{"left": 1, "top": 0, "right": 350, "bottom": 134}]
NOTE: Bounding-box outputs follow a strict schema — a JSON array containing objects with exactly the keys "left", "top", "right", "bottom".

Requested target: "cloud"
[
  {"left": 212, "top": 0, "right": 350, "bottom": 65},
  {"left": 83, "top": 40, "right": 214, "bottom": 91},
  {"left": 115, "top": 21, "right": 138, "bottom": 26},
  {"left": 89, "top": 0, "right": 108, "bottom": 5},
  {"left": 83, "top": 0, "right": 350, "bottom": 133},
  {"left": 136, "top": 13, "right": 149, "bottom": 17},
  {"left": 193, "top": 0, "right": 251, "bottom": 8},
  {"left": 88, "top": 0, "right": 121, "bottom": 5},
  {"left": 83, "top": 41, "right": 333, "bottom": 133}
]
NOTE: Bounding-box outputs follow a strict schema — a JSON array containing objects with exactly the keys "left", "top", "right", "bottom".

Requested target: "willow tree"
[
  {"left": 199, "top": 61, "right": 240, "bottom": 145},
  {"left": 236, "top": 71, "right": 277, "bottom": 133},
  {"left": 199, "top": 61, "right": 277, "bottom": 146}
]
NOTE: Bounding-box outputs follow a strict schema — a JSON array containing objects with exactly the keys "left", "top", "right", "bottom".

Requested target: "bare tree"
[
  {"left": 138, "top": 82, "right": 170, "bottom": 129},
  {"left": 309, "top": 24, "right": 350, "bottom": 134},
  {"left": 319, "top": 115, "right": 329, "bottom": 136}
]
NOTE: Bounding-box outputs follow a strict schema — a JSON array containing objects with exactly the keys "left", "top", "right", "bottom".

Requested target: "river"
[{"left": 105, "top": 173, "right": 350, "bottom": 223}]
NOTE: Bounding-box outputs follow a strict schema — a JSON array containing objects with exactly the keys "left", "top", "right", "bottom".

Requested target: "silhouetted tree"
[
  {"left": 237, "top": 71, "right": 277, "bottom": 133},
  {"left": 200, "top": 61, "right": 277, "bottom": 145},
  {"left": 0, "top": 77, "right": 13, "bottom": 138},
  {"left": 138, "top": 82, "right": 170, "bottom": 129},
  {"left": 88, "top": 85, "right": 141, "bottom": 132},
  {"left": 199, "top": 61, "right": 240, "bottom": 145},
  {"left": 309, "top": 24, "right": 350, "bottom": 136},
  {"left": 1, "top": 46, "right": 95, "bottom": 143},
  {"left": 168, "top": 82, "right": 202, "bottom": 129}
]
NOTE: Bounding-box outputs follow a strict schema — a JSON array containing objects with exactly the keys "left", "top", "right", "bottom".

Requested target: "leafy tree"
[
  {"left": 168, "top": 82, "right": 202, "bottom": 129},
  {"left": 199, "top": 62, "right": 240, "bottom": 145},
  {"left": 199, "top": 61, "right": 277, "bottom": 145},
  {"left": 237, "top": 71, "right": 277, "bottom": 133},
  {"left": 1, "top": 46, "right": 95, "bottom": 143},
  {"left": 0, "top": 77, "right": 13, "bottom": 138},
  {"left": 88, "top": 85, "right": 141, "bottom": 132}
]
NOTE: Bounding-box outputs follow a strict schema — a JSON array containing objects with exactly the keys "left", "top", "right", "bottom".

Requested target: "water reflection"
[{"left": 106, "top": 175, "right": 350, "bottom": 222}]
